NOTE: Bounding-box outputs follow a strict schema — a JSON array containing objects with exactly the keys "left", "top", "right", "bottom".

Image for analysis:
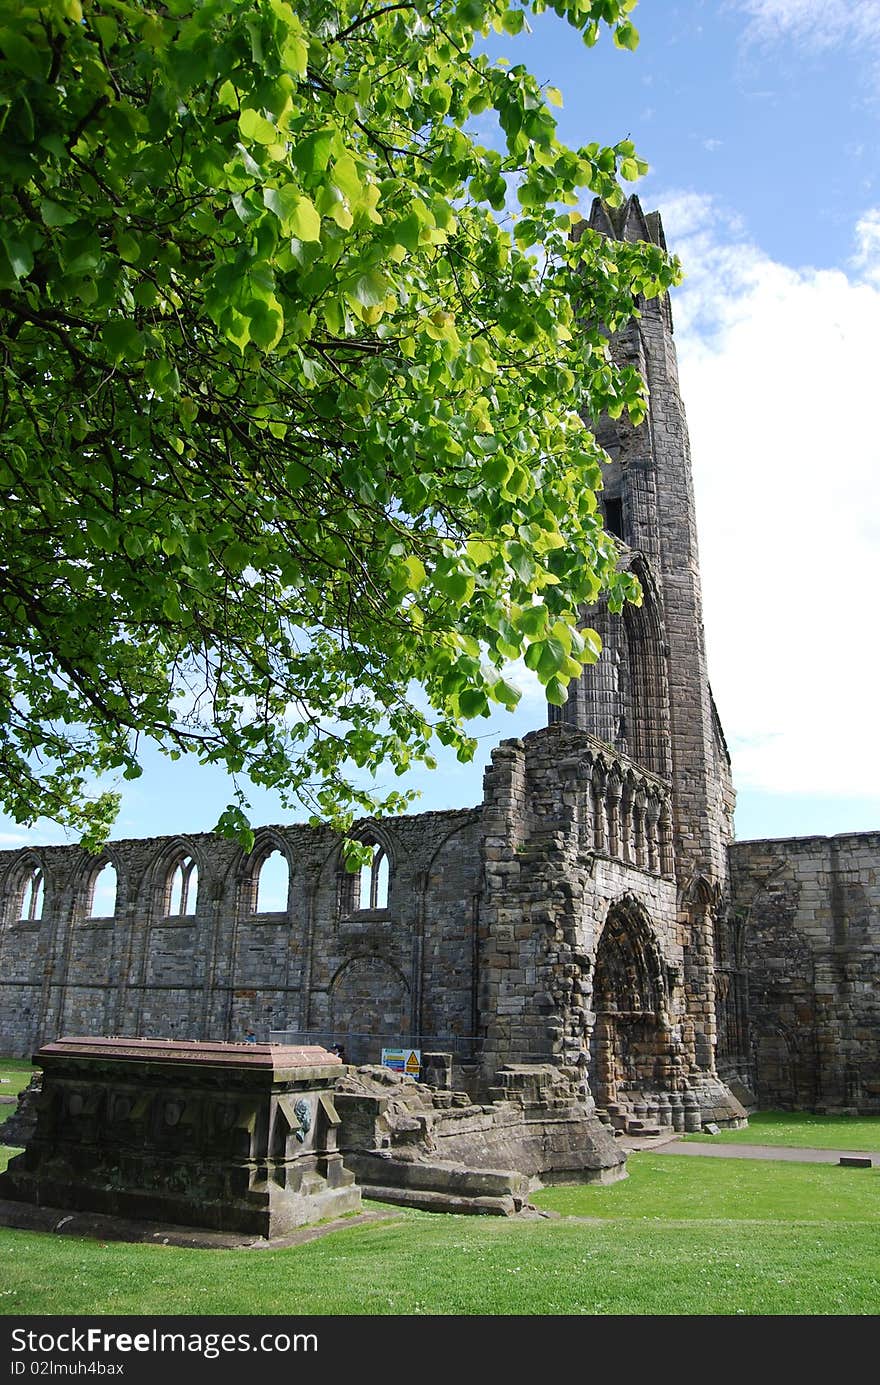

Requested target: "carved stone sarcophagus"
[{"left": 0, "top": 1037, "right": 360, "bottom": 1236}]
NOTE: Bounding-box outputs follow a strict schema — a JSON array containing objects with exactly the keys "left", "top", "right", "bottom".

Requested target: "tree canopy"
[{"left": 0, "top": 0, "right": 678, "bottom": 850}]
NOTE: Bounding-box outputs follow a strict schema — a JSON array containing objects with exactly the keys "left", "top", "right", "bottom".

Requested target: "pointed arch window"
[
  {"left": 358, "top": 845, "right": 390, "bottom": 911},
  {"left": 87, "top": 862, "right": 117, "bottom": 918},
  {"left": 339, "top": 841, "right": 391, "bottom": 918},
  {"left": 18, "top": 865, "right": 44, "bottom": 922},
  {"left": 253, "top": 849, "right": 289, "bottom": 913},
  {"left": 166, "top": 856, "right": 198, "bottom": 916}
]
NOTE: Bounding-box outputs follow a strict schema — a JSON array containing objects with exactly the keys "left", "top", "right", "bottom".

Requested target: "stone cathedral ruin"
[{"left": 2, "top": 200, "right": 879, "bottom": 1198}]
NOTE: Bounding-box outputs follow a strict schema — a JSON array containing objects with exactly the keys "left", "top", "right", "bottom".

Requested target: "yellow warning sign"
[{"left": 381, "top": 1047, "right": 421, "bottom": 1078}]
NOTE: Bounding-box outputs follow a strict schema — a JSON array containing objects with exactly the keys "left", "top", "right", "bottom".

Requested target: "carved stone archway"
[{"left": 589, "top": 898, "right": 672, "bottom": 1113}]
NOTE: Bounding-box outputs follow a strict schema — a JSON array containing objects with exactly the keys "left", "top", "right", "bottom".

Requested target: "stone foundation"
[{"left": 332, "top": 1062, "right": 626, "bottom": 1213}]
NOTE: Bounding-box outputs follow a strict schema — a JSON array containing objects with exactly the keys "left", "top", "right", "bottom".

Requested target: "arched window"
[
  {"left": 87, "top": 862, "right": 117, "bottom": 918},
  {"left": 357, "top": 845, "right": 390, "bottom": 911},
  {"left": 18, "top": 865, "right": 44, "bottom": 921},
  {"left": 254, "top": 849, "right": 289, "bottom": 912},
  {"left": 167, "top": 856, "right": 198, "bottom": 916}
]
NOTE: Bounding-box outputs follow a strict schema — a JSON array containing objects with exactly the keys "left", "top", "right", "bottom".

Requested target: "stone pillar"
[
  {"left": 592, "top": 1014, "right": 616, "bottom": 1108},
  {"left": 645, "top": 794, "right": 661, "bottom": 874},
  {"left": 620, "top": 779, "right": 635, "bottom": 865},
  {"left": 606, "top": 772, "right": 623, "bottom": 860},
  {"left": 592, "top": 765, "right": 608, "bottom": 853},
  {"left": 579, "top": 762, "right": 595, "bottom": 853},
  {"left": 684, "top": 902, "right": 718, "bottom": 1074},
  {"left": 659, "top": 799, "right": 674, "bottom": 876},
  {"left": 633, "top": 788, "right": 648, "bottom": 870}
]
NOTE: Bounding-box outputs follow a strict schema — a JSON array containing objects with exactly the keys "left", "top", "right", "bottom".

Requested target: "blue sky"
[{"left": 4, "top": 0, "right": 880, "bottom": 854}]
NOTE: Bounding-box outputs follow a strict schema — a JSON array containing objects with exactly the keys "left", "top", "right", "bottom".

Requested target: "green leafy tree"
[{"left": 0, "top": 0, "right": 678, "bottom": 850}]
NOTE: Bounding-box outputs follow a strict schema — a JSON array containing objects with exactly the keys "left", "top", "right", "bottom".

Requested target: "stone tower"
[
  {"left": 475, "top": 195, "right": 743, "bottom": 1127},
  {"left": 552, "top": 195, "right": 737, "bottom": 1092},
  {"left": 556, "top": 195, "right": 735, "bottom": 887}
]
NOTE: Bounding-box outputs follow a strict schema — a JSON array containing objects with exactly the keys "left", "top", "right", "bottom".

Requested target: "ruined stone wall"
[
  {"left": 0, "top": 810, "right": 482, "bottom": 1064},
  {"left": 480, "top": 727, "right": 680, "bottom": 1071},
  {"left": 476, "top": 725, "right": 743, "bottom": 1124},
  {"left": 725, "top": 833, "right": 880, "bottom": 1112}
]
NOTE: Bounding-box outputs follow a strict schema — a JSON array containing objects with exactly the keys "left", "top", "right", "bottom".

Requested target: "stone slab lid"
[{"left": 35, "top": 1036, "right": 342, "bottom": 1074}]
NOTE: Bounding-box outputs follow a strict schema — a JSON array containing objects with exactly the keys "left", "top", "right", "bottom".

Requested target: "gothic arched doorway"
[{"left": 590, "top": 899, "right": 670, "bottom": 1111}]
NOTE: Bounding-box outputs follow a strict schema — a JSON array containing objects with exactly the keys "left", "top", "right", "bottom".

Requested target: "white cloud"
[
  {"left": 734, "top": 1, "right": 880, "bottom": 51},
  {"left": 852, "top": 208, "right": 880, "bottom": 284},
  {"left": 660, "top": 191, "right": 880, "bottom": 797}
]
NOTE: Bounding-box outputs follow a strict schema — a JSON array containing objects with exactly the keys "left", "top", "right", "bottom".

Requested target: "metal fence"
[
  {"left": 268, "top": 1029, "right": 481, "bottom": 1063},
  {"left": 267, "top": 1030, "right": 562, "bottom": 1067}
]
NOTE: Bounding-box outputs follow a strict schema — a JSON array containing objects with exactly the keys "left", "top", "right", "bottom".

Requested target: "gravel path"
[{"left": 642, "top": 1138, "right": 877, "bottom": 1165}]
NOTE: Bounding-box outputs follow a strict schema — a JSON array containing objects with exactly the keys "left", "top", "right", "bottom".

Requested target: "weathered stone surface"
[
  {"left": 332, "top": 1064, "right": 625, "bottom": 1209},
  {"left": 0, "top": 1038, "right": 360, "bottom": 1236},
  {"left": 717, "top": 835, "right": 880, "bottom": 1113},
  {"left": 0, "top": 1074, "right": 41, "bottom": 1148}
]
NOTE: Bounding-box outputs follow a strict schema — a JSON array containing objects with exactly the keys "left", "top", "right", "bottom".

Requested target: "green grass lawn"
[
  {"left": 532, "top": 1149, "right": 880, "bottom": 1221},
  {"left": 1, "top": 1147, "right": 877, "bottom": 1316},
  {"left": 683, "top": 1110, "right": 880, "bottom": 1151},
  {"left": 0, "top": 1059, "right": 33, "bottom": 1128}
]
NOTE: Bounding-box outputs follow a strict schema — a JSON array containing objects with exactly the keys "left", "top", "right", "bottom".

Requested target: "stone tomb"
[{"left": 0, "top": 1037, "right": 360, "bottom": 1237}]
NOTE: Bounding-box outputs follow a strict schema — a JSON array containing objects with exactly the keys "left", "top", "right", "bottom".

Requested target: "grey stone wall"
[
  {"left": 723, "top": 833, "right": 880, "bottom": 1112},
  {"left": 0, "top": 811, "right": 482, "bottom": 1065}
]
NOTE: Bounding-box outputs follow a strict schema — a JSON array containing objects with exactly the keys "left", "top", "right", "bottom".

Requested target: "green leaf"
[
  {"left": 346, "top": 269, "right": 389, "bottom": 308},
  {"left": 516, "top": 604, "right": 548, "bottom": 639},
  {"left": 291, "top": 129, "right": 335, "bottom": 175},
  {"left": 247, "top": 300, "right": 285, "bottom": 350},
  {"left": 402, "top": 555, "right": 426, "bottom": 590},
  {"left": 263, "top": 186, "right": 321, "bottom": 240},
  {"left": 40, "top": 199, "right": 77, "bottom": 228},
  {"left": 458, "top": 688, "right": 489, "bottom": 717},
  {"left": 116, "top": 232, "right": 140, "bottom": 263},
  {"left": 0, "top": 29, "right": 47, "bottom": 79},
  {"left": 390, "top": 213, "right": 421, "bottom": 252},
  {"left": 280, "top": 27, "right": 308, "bottom": 77},
  {"left": 331, "top": 155, "right": 365, "bottom": 208},
  {"left": 102, "top": 319, "right": 145, "bottom": 363},
  {"left": 466, "top": 539, "right": 493, "bottom": 565},
  {"left": 1, "top": 237, "right": 33, "bottom": 280},
  {"left": 614, "top": 21, "right": 639, "bottom": 51},
  {"left": 239, "top": 108, "right": 280, "bottom": 145},
  {"left": 491, "top": 678, "right": 521, "bottom": 710},
  {"left": 435, "top": 567, "right": 475, "bottom": 606}
]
